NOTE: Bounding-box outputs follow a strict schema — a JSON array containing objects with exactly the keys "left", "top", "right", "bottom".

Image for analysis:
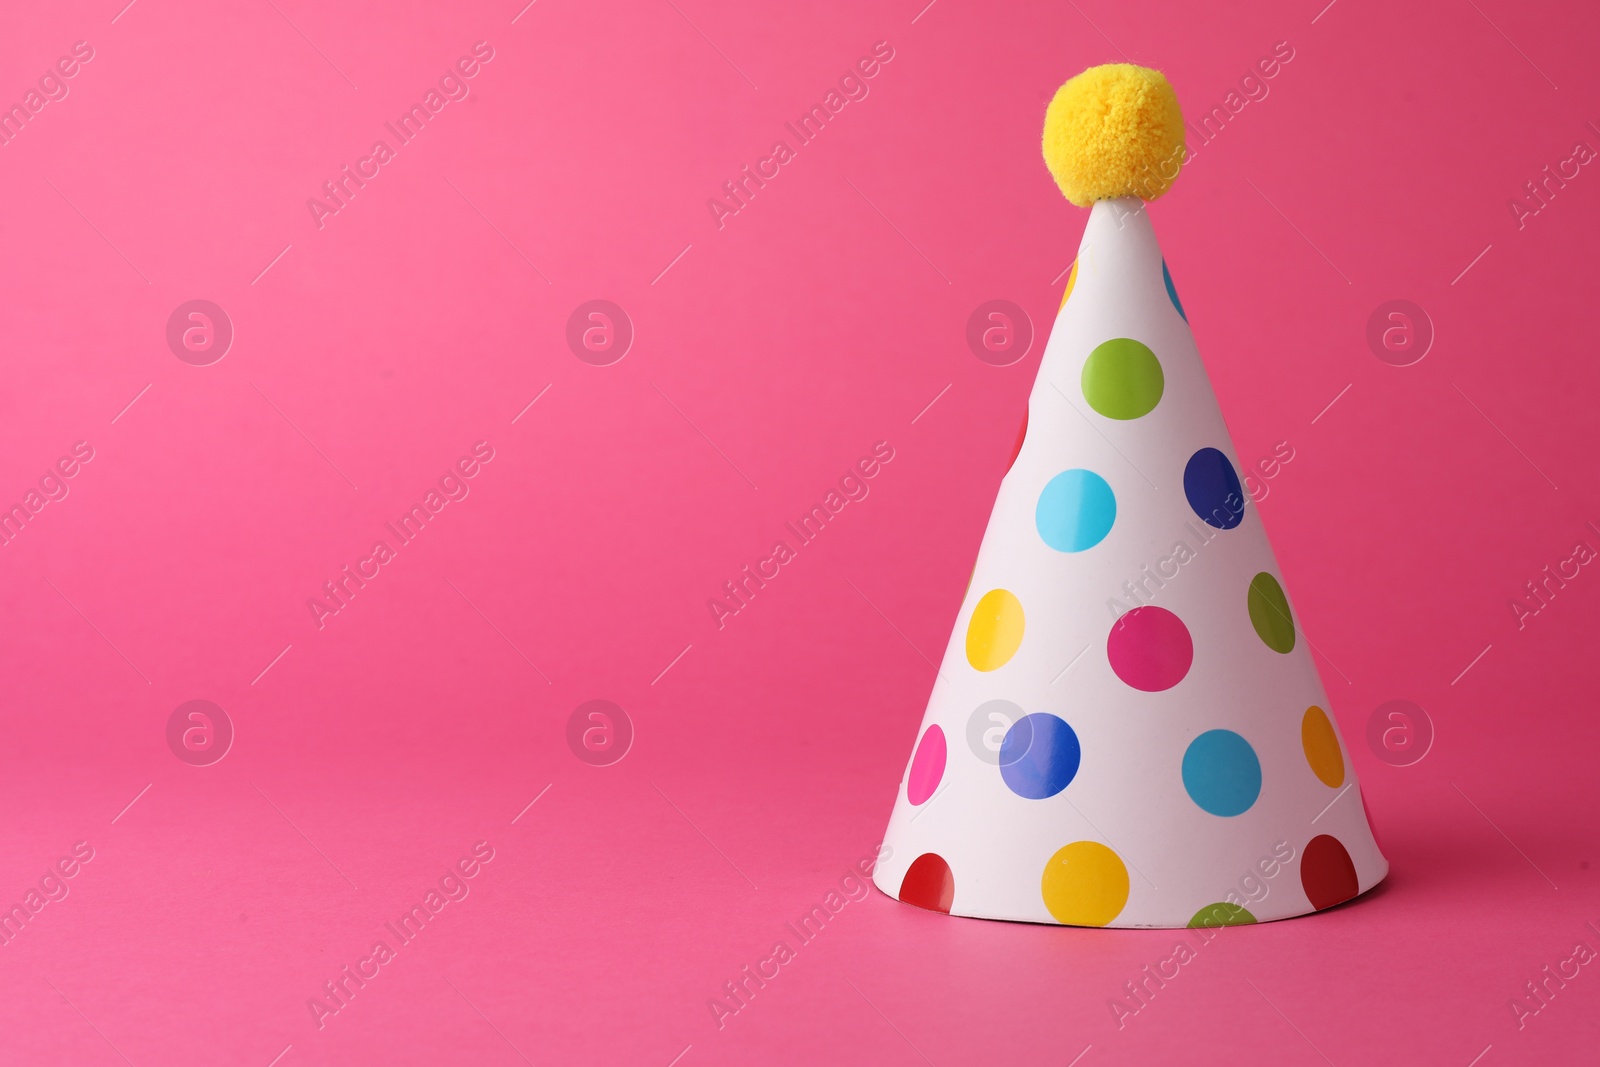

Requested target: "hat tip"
[{"left": 1042, "top": 63, "right": 1187, "bottom": 208}]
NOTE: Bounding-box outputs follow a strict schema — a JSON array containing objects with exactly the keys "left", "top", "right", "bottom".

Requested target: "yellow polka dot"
[
  {"left": 1041, "top": 841, "right": 1129, "bottom": 926},
  {"left": 1059, "top": 259, "right": 1079, "bottom": 311},
  {"left": 1301, "top": 706, "right": 1345, "bottom": 788},
  {"left": 966, "top": 589, "right": 1024, "bottom": 672}
]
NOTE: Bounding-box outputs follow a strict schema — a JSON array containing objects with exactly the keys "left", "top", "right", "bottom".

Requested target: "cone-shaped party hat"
[{"left": 872, "top": 64, "right": 1387, "bottom": 928}]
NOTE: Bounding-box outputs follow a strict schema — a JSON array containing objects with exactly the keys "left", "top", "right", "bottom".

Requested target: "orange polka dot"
[{"left": 1301, "top": 706, "right": 1345, "bottom": 788}]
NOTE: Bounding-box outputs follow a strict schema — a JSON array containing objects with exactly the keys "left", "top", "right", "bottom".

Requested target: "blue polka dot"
[
  {"left": 1036, "top": 470, "right": 1116, "bottom": 552},
  {"left": 1183, "top": 448, "right": 1244, "bottom": 530},
  {"left": 999, "top": 714, "right": 1081, "bottom": 799},
  {"left": 1163, "top": 260, "right": 1186, "bottom": 322},
  {"left": 1182, "top": 730, "right": 1262, "bottom": 816}
]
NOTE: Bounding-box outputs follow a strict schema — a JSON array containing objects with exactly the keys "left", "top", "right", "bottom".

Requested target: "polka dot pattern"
[
  {"left": 1183, "top": 448, "right": 1244, "bottom": 530},
  {"left": 1182, "top": 730, "right": 1262, "bottom": 817},
  {"left": 1301, "top": 707, "right": 1344, "bottom": 788},
  {"left": 1081, "top": 338, "right": 1164, "bottom": 420},
  {"left": 907, "top": 725, "right": 947, "bottom": 805},
  {"left": 999, "top": 714, "right": 1081, "bottom": 799},
  {"left": 899, "top": 853, "right": 956, "bottom": 913},
  {"left": 1107, "top": 607, "right": 1193, "bottom": 692},
  {"left": 1041, "top": 841, "right": 1129, "bottom": 926},
  {"left": 966, "top": 590, "right": 1024, "bottom": 672},
  {"left": 1301, "top": 835, "right": 1359, "bottom": 911},
  {"left": 1248, "top": 572, "right": 1296, "bottom": 653},
  {"left": 1036, "top": 470, "right": 1116, "bottom": 552},
  {"left": 886, "top": 221, "right": 1385, "bottom": 927}
]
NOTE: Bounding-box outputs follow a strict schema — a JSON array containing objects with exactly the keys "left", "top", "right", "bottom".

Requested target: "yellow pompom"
[{"left": 1042, "top": 64, "right": 1186, "bottom": 207}]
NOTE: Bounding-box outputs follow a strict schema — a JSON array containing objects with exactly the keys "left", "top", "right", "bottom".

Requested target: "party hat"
[{"left": 872, "top": 64, "right": 1386, "bottom": 928}]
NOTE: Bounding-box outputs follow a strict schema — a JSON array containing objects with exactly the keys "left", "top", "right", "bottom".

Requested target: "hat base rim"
[{"left": 872, "top": 860, "right": 1388, "bottom": 929}]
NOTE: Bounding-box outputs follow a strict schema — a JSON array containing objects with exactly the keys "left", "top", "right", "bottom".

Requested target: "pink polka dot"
[
  {"left": 1106, "top": 607, "right": 1193, "bottom": 692},
  {"left": 907, "top": 725, "right": 947, "bottom": 805}
]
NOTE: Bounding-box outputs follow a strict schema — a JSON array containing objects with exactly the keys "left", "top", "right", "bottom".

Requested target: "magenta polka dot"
[
  {"left": 907, "top": 725, "right": 947, "bottom": 805},
  {"left": 1106, "top": 607, "right": 1194, "bottom": 692}
]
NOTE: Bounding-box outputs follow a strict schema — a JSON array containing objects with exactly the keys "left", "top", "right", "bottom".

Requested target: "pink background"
[{"left": 2, "top": 0, "right": 1598, "bottom": 1063}]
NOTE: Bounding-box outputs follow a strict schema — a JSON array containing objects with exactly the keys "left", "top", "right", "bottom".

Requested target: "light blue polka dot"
[
  {"left": 1163, "top": 260, "right": 1187, "bottom": 322},
  {"left": 1182, "top": 730, "right": 1262, "bottom": 817},
  {"left": 1036, "top": 470, "right": 1116, "bottom": 552}
]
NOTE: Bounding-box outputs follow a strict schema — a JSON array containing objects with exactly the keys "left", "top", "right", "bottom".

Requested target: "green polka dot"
[
  {"left": 1248, "top": 572, "right": 1296, "bottom": 653},
  {"left": 1081, "top": 338, "right": 1164, "bottom": 420},
  {"left": 1188, "top": 902, "right": 1257, "bottom": 928}
]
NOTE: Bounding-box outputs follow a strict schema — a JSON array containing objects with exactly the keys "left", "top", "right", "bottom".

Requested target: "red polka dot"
[
  {"left": 906, "top": 725, "right": 947, "bottom": 805},
  {"left": 1106, "top": 606, "right": 1194, "bottom": 692},
  {"left": 1005, "top": 407, "right": 1029, "bottom": 474},
  {"left": 1301, "top": 834, "right": 1359, "bottom": 910},
  {"left": 898, "top": 853, "right": 955, "bottom": 913}
]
